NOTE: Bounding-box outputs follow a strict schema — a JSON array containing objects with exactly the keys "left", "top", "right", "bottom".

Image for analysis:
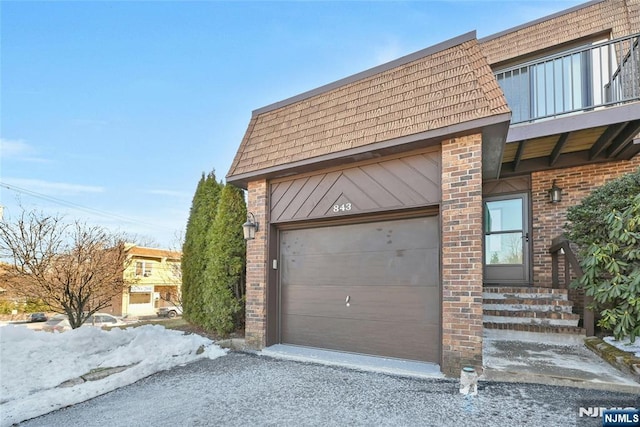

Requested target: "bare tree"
[
  {"left": 122, "top": 232, "right": 160, "bottom": 249},
  {"left": 153, "top": 229, "right": 184, "bottom": 308},
  {"left": 0, "top": 209, "right": 131, "bottom": 328},
  {"left": 169, "top": 229, "right": 184, "bottom": 283}
]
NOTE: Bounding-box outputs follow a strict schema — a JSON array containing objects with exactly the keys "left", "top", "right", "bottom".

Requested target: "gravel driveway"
[{"left": 19, "top": 352, "right": 639, "bottom": 427}]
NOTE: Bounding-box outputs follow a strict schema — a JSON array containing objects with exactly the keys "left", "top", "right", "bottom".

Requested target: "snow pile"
[
  {"left": 0, "top": 324, "right": 226, "bottom": 426},
  {"left": 604, "top": 336, "right": 640, "bottom": 358}
]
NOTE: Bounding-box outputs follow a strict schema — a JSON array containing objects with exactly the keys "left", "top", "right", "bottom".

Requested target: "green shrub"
[
  {"left": 202, "top": 184, "right": 246, "bottom": 336},
  {"left": 181, "top": 171, "right": 222, "bottom": 324},
  {"left": 182, "top": 172, "right": 247, "bottom": 336},
  {"left": 0, "top": 300, "right": 17, "bottom": 314},
  {"left": 0, "top": 299, "right": 50, "bottom": 314},
  {"left": 566, "top": 168, "right": 640, "bottom": 248},
  {"left": 573, "top": 192, "right": 640, "bottom": 342},
  {"left": 24, "top": 299, "right": 50, "bottom": 313}
]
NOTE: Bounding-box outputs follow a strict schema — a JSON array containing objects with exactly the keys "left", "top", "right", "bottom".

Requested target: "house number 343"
[{"left": 332, "top": 203, "right": 352, "bottom": 213}]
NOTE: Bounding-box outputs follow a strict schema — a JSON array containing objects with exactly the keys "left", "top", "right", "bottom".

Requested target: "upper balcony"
[{"left": 494, "top": 33, "right": 640, "bottom": 176}]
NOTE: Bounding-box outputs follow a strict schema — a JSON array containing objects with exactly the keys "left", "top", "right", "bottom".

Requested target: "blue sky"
[{"left": 1, "top": 0, "right": 585, "bottom": 248}]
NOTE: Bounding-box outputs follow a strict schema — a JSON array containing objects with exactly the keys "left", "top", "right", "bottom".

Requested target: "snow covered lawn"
[{"left": 0, "top": 324, "right": 226, "bottom": 427}]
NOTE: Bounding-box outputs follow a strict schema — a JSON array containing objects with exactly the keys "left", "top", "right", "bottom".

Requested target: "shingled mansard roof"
[
  {"left": 227, "top": 31, "right": 511, "bottom": 186},
  {"left": 479, "top": 0, "right": 638, "bottom": 66}
]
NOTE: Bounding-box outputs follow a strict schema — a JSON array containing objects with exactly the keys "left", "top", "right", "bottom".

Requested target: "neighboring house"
[
  {"left": 109, "top": 245, "right": 181, "bottom": 317},
  {"left": 0, "top": 262, "right": 19, "bottom": 305},
  {"left": 226, "top": 0, "right": 640, "bottom": 376},
  {"left": 0, "top": 262, "right": 37, "bottom": 307}
]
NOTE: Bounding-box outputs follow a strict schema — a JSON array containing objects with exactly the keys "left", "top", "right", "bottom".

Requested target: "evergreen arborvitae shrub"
[
  {"left": 202, "top": 184, "right": 247, "bottom": 336},
  {"left": 566, "top": 168, "right": 640, "bottom": 342},
  {"left": 181, "top": 174, "right": 204, "bottom": 322},
  {"left": 181, "top": 171, "right": 221, "bottom": 324}
]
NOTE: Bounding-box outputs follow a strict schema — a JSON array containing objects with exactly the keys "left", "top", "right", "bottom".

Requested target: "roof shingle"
[
  {"left": 479, "top": 0, "right": 637, "bottom": 66},
  {"left": 227, "top": 33, "right": 509, "bottom": 182}
]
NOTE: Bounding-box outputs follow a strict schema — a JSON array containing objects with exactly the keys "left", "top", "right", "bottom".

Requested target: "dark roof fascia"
[
  {"left": 252, "top": 31, "right": 477, "bottom": 117},
  {"left": 227, "top": 112, "right": 511, "bottom": 188},
  {"left": 479, "top": 0, "right": 606, "bottom": 43},
  {"left": 483, "top": 120, "right": 510, "bottom": 180},
  {"left": 506, "top": 102, "right": 640, "bottom": 143}
]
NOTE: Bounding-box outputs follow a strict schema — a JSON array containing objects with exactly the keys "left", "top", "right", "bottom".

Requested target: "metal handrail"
[
  {"left": 496, "top": 33, "right": 640, "bottom": 124},
  {"left": 497, "top": 33, "right": 640, "bottom": 74},
  {"left": 549, "top": 235, "right": 594, "bottom": 336}
]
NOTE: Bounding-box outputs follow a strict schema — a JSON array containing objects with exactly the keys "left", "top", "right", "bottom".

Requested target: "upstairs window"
[{"left": 135, "top": 261, "right": 152, "bottom": 277}]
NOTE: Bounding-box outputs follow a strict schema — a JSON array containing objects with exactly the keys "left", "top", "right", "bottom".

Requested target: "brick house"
[{"left": 226, "top": 0, "right": 640, "bottom": 376}]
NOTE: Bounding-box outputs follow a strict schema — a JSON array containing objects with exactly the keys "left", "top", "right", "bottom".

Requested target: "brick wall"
[
  {"left": 244, "top": 179, "right": 269, "bottom": 349},
  {"left": 531, "top": 156, "right": 640, "bottom": 288},
  {"left": 441, "top": 133, "right": 484, "bottom": 376}
]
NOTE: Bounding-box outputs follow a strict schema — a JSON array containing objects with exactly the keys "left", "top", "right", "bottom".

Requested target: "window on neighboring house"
[
  {"left": 130, "top": 293, "right": 151, "bottom": 304},
  {"left": 170, "top": 262, "right": 181, "bottom": 277},
  {"left": 135, "top": 261, "right": 152, "bottom": 277}
]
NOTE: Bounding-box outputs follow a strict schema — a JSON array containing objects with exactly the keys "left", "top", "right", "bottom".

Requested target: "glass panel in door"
[{"left": 484, "top": 194, "right": 530, "bottom": 284}]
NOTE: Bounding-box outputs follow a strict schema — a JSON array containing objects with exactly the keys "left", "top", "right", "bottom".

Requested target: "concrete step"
[
  {"left": 483, "top": 309, "right": 580, "bottom": 327},
  {"left": 484, "top": 322, "right": 586, "bottom": 336},
  {"left": 483, "top": 286, "right": 582, "bottom": 330},
  {"left": 483, "top": 298, "right": 573, "bottom": 313},
  {"left": 483, "top": 286, "right": 569, "bottom": 301}
]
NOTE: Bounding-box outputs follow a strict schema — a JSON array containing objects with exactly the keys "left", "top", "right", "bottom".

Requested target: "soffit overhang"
[{"left": 500, "top": 102, "right": 640, "bottom": 177}]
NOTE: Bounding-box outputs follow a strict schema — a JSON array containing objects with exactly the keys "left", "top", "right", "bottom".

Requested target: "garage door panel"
[
  {"left": 282, "top": 314, "right": 440, "bottom": 362},
  {"left": 280, "top": 216, "right": 440, "bottom": 363},
  {"left": 281, "top": 217, "right": 439, "bottom": 256},
  {"left": 282, "top": 248, "right": 439, "bottom": 287},
  {"left": 282, "top": 285, "right": 440, "bottom": 324}
]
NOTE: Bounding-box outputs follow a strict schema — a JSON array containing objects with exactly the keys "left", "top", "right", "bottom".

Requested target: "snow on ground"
[
  {"left": 604, "top": 336, "right": 640, "bottom": 358},
  {"left": 0, "top": 324, "right": 227, "bottom": 427}
]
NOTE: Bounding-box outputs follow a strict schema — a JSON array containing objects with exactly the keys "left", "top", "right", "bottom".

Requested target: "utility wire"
[{"left": 0, "top": 181, "right": 176, "bottom": 231}]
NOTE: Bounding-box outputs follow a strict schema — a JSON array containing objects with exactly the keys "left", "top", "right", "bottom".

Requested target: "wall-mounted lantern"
[
  {"left": 243, "top": 212, "right": 259, "bottom": 240},
  {"left": 548, "top": 180, "right": 562, "bottom": 203}
]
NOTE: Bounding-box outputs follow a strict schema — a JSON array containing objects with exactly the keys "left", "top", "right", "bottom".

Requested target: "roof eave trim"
[
  {"left": 252, "top": 31, "right": 477, "bottom": 116},
  {"left": 227, "top": 112, "right": 511, "bottom": 186}
]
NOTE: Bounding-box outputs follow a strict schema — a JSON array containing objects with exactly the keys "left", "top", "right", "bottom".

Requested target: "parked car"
[
  {"left": 42, "top": 314, "right": 71, "bottom": 332},
  {"left": 84, "top": 313, "right": 126, "bottom": 328},
  {"left": 157, "top": 305, "right": 182, "bottom": 318},
  {"left": 42, "top": 313, "right": 125, "bottom": 332},
  {"left": 26, "top": 312, "right": 48, "bottom": 323}
]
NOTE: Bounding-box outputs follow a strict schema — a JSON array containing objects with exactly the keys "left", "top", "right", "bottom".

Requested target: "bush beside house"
[
  {"left": 182, "top": 171, "right": 247, "bottom": 336},
  {"left": 181, "top": 171, "right": 222, "bottom": 324},
  {"left": 567, "top": 169, "right": 640, "bottom": 342}
]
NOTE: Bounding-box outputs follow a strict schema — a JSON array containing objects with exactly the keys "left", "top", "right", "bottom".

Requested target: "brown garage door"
[{"left": 280, "top": 216, "right": 440, "bottom": 363}]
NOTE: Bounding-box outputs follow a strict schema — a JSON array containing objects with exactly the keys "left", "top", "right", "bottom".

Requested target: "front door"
[{"left": 483, "top": 194, "right": 530, "bottom": 284}]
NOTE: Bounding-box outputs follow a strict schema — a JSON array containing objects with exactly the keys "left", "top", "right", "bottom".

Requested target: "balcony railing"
[{"left": 495, "top": 33, "right": 640, "bottom": 124}]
